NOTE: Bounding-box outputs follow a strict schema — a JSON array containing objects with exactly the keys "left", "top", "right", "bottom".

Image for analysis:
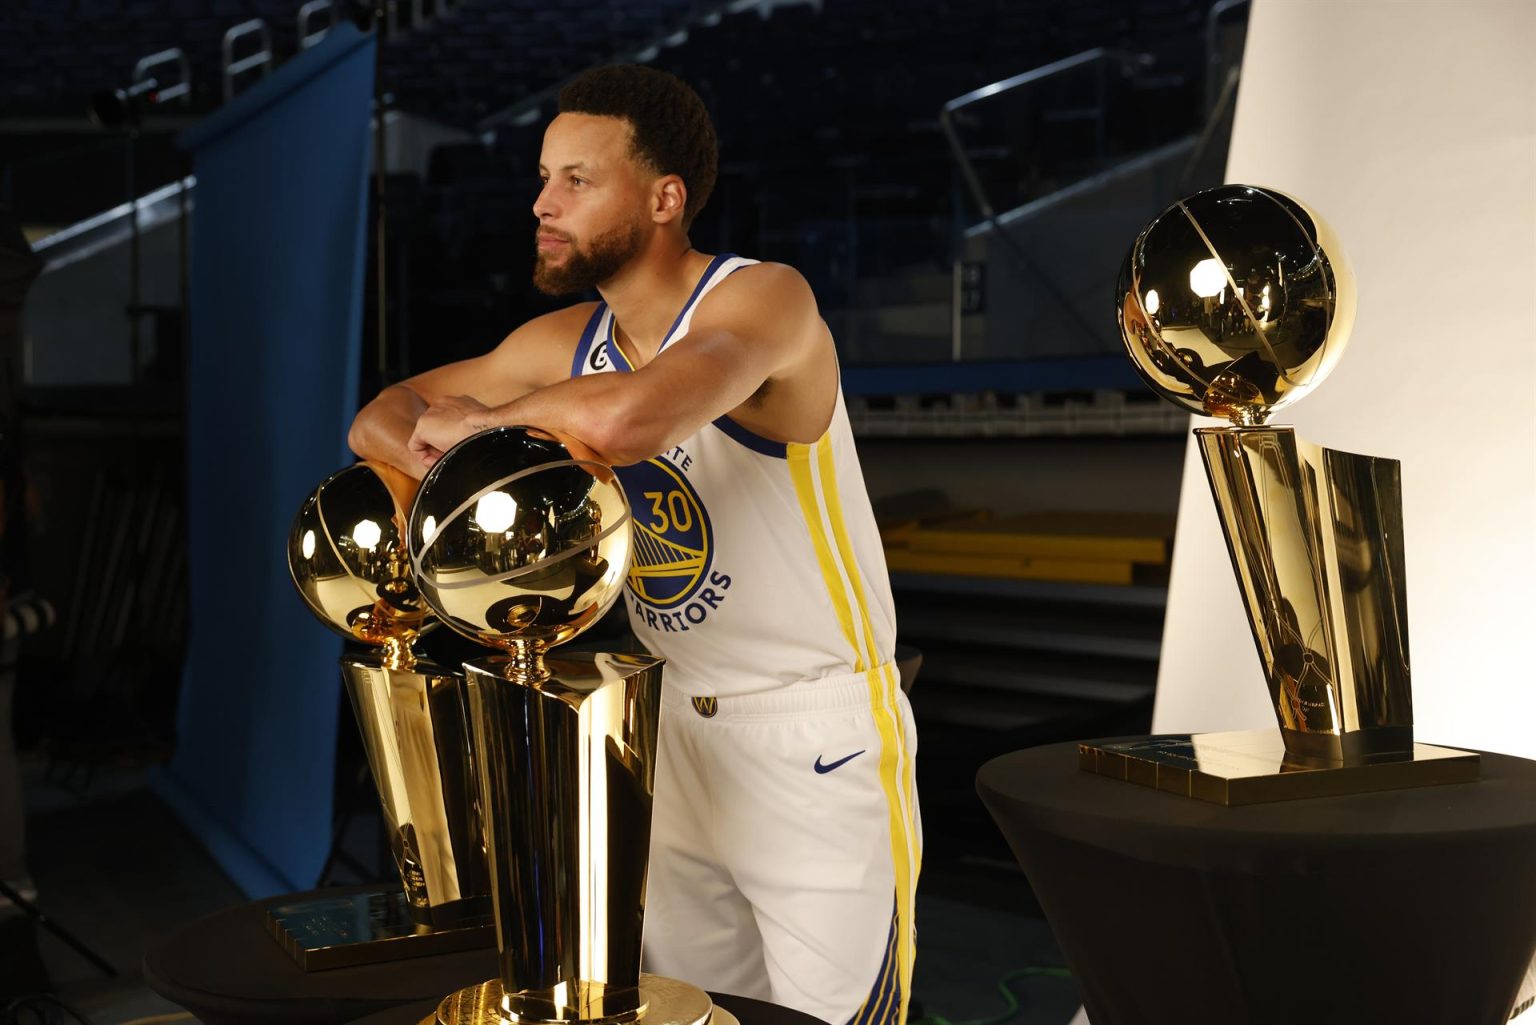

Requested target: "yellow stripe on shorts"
[{"left": 791, "top": 435, "right": 919, "bottom": 1025}]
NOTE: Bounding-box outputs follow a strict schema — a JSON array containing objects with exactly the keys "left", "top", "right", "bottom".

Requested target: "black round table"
[
  {"left": 977, "top": 742, "right": 1536, "bottom": 1025},
  {"left": 143, "top": 890, "right": 825, "bottom": 1025}
]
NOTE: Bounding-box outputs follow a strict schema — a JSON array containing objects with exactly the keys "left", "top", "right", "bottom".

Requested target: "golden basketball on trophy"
[
  {"left": 1079, "top": 184, "right": 1477, "bottom": 803},
  {"left": 409, "top": 427, "right": 735, "bottom": 1025},
  {"left": 291, "top": 461, "right": 434, "bottom": 654},
  {"left": 1116, "top": 183, "right": 1355, "bottom": 426},
  {"left": 408, "top": 427, "right": 631, "bottom": 649},
  {"left": 283, "top": 462, "right": 491, "bottom": 964}
]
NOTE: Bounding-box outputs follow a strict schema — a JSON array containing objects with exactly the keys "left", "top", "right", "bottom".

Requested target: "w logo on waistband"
[
  {"left": 616, "top": 456, "right": 713, "bottom": 609},
  {"left": 691, "top": 696, "right": 718, "bottom": 718}
]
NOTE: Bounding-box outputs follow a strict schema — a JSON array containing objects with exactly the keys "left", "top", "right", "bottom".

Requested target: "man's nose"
[{"left": 533, "top": 182, "right": 558, "bottom": 220}]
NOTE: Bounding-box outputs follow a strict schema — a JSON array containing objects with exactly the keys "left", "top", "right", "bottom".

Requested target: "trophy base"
[
  {"left": 430, "top": 975, "right": 739, "bottom": 1025},
  {"left": 1078, "top": 730, "right": 1480, "bottom": 805},
  {"left": 265, "top": 890, "right": 493, "bottom": 970}
]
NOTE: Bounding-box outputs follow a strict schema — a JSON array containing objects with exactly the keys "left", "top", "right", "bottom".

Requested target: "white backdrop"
[
  {"left": 1152, "top": 0, "right": 1536, "bottom": 754},
  {"left": 1071, "top": 3, "right": 1536, "bottom": 1022}
]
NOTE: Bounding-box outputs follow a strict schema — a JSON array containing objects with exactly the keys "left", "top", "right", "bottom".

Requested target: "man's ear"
[{"left": 652, "top": 174, "right": 688, "bottom": 225}]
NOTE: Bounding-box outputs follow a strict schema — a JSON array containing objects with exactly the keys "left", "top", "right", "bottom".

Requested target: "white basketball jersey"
[{"left": 571, "top": 254, "right": 897, "bottom": 697}]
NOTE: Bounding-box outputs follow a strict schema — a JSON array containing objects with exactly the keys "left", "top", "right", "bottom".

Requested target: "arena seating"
[{"left": 4, "top": 0, "right": 1230, "bottom": 376}]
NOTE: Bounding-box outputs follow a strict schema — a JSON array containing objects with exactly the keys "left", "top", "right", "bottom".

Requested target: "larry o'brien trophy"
[
  {"left": 1079, "top": 183, "right": 1478, "bottom": 804},
  {"left": 410, "top": 427, "right": 736, "bottom": 1025},
  {"left": 283, "top": 461, "right": 492, "bottom": 967}
]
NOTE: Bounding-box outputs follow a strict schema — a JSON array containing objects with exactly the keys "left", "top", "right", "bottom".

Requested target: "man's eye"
[{"left": 570, "top": 176, "right": 587, "bottom": 187}]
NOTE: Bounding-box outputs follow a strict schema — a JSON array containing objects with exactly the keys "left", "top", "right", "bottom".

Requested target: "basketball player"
[{"left": 349, "top": 65, "right": 918, "bottom": 1025}]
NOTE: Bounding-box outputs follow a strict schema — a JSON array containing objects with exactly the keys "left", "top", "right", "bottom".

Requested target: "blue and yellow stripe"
[
  {"left": 851, "top": 905, "right": 902, "bottom": 1025},
  {"left": 788, "top": 433, "right": 919, "bottom": 1025}
]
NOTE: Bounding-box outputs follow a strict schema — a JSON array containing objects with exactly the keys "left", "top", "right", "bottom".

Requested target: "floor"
[
  {"left": 4, "top": 752, "right": 1083, "bottom": 1025},
  {"left": 8, "top": 760, "right": 242, "bottom": 1025}
]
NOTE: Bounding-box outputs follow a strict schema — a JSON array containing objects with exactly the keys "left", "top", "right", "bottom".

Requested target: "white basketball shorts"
[{"left": 641, "top": 668, "right": 921, "bottom": 1025}]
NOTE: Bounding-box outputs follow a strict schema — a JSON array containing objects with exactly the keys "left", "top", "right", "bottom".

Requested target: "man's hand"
[{"left": 407, "top": 395, "right": 492, "bottom": 470}]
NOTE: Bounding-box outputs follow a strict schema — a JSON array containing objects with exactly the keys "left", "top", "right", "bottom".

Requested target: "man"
[{"left": 349, "top": 65, "right": 918, "bottom": 1025}]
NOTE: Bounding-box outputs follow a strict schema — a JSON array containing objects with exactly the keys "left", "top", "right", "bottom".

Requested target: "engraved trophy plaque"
[
  {"left": 410, "top": 427, "right": 736, "bottom": 1025},
  {"left": 1080, "top": 184, "right": 1478, "bottom": 804},
  {"left": 284, "top": 461, "right": 492, "bottom": 967}
]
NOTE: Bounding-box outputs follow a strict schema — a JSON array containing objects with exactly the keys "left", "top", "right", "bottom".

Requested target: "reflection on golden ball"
[
  {"left": 1115, "top": 184, "right": 1356, "bottom": 426},
  {"left": 408, "top": 427, "right": 632, "bottom": 650},
  {"left": 288, "top": 462, "right": 431, "bottom": 649}
]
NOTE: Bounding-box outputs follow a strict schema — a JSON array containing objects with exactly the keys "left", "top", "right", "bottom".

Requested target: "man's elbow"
[
  {"left": 346, "top": 410, "right": 376, "bottom": 461},
  {"left": 348, "top": 384, "right": 418, "bottom": 463},
  {"left": 347, "top": 402, "right": 399, "bottom": 464},
  {"left": 346, "top": 417, "right": 365, "bottom": 459}
]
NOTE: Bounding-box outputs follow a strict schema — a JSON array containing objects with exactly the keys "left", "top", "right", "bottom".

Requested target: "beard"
[{"left": 532, "top": 217, "right": 646, "bottom": 296}]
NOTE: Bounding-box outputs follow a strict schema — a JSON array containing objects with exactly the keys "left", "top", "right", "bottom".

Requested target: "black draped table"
[
  {"left": 977, "top": 742, "right": 1536, "bottom": 1025},
  {"left": 143, "top": 888, "right": 826, "bottom": 1025}
]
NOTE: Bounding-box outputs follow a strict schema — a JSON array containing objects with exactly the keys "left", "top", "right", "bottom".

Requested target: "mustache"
[{"left": 535, "top": 227, "right": 575, "bottom": 244}]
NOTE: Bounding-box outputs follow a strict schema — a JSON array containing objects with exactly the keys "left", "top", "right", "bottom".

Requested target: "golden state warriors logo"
[{"left": 618, "top": 457, "right": 712, "bottom": 609}]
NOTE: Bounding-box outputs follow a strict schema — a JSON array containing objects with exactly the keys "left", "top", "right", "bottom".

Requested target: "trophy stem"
[
  {"left": 382, "top": 636, "right": 417, "bottom": 671},
  {"left": 451, "top": 652, "right": 672, "bottom": 1025},
  {"left": 1226, "top": 406, "right": 1267, "bottom": 428},
  {"left": 340, "top": 651, "right": 489, "bottom": 928},
  {"left": 1195, "top": 424, "right": 1414, "bottom": 763},
  {"left": 503, "top": 638, "right": 550, "bottom": 682}
]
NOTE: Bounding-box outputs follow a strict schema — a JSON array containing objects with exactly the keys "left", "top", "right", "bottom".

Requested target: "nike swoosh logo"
[{"left": 814, "top": 750, "right": 866, "bottom": 774}]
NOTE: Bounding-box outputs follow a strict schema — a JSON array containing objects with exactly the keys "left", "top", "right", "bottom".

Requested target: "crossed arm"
[{"left": 363, "top": 263, "right": 823, "bottom": 474}]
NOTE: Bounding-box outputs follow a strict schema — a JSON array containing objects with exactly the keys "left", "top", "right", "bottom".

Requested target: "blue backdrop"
[{"left": 153, "top": 24, "right": 374, "bottom": 897}]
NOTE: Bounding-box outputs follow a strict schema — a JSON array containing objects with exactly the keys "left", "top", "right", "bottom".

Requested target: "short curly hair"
[{"left": 558, "top": 65, "right": 718, "bottom": 228}]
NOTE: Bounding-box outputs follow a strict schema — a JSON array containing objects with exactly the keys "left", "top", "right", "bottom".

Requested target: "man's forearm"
[
  {"left": 349, "top": 384, "right": 429, "bottom": 476},
  {"left": 477, "top": 374, "right": 655, "bottom": 466}
]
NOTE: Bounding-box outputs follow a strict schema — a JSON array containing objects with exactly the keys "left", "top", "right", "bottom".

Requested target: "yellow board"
[
  {"left": 883, "top": 548, "right": 1134, "bottom": 585},
  {"left": 877, "top": 509, "right": 991, "bottom": 545},
  {"left": 903, "top": 511, "right": 1173, "bottom": 564}
]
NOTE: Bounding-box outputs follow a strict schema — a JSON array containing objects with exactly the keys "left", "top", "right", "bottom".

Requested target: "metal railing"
[
  {"left": 939, "top": 48, "right": 1145, "bottom": 355},
  {"left": 1204, "top": 0, "right": 1252, "bottom": 113},
  {"left": 133, "top": 49, "right": 193, "bottom": 108},
  {"left": 298, "top": 0, "right": 337, "bottom": 50},
  {"left": 1181, "top": 0, "right": 1251, "bottom": 190},
  {"left": 939, "top": 47, "right": 1118, "bottom": 225},
  {"left": 933, "top": 0, "right": 1252, "bottom": 365},
  {"left": 222, "top": 19, "right": 274, "bottom": 102}
]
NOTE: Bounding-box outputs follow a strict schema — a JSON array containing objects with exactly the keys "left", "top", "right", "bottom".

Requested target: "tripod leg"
[
  {"left": 0, "top": 877, "right": 117, "bottom": 979},
  {"left": 317, "top": 760, "right": 374, "bottom": 887}
]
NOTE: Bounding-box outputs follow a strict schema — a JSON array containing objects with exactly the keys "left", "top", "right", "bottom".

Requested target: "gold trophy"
[
  {"left": 1079, "top": 183, "right": 1478, "bottom": 804},
  {"left": 409, "top": 427, "right": 735, "bottom": 1025},
  {"left": 282, "top": 461, "right": 492, "bottom": 967}
]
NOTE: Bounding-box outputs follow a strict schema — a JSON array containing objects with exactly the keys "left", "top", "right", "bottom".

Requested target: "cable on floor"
[{"left": 910, "top": 966, "right": 1075, "bottom": 1025}]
